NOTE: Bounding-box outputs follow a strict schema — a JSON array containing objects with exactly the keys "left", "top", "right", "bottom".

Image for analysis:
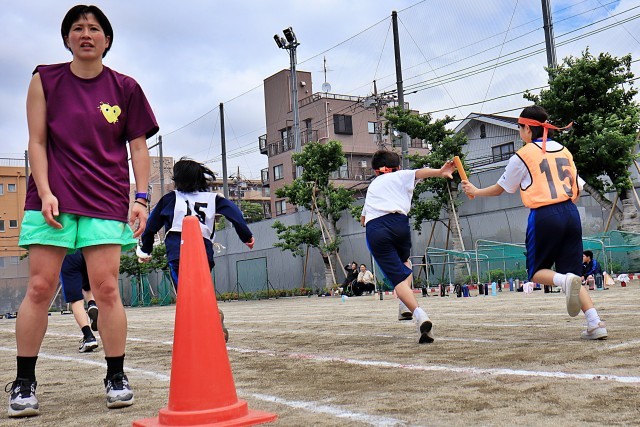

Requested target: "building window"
[
  {"left": 9, "top": 220, "right": 18, "bottom": 228},
  {"left": 10, "top": 256, "right": 19, "bottom": 265},
  {"left": 273, "top": 164, "right": 283, "bottom": 181},
  {"left": 480, "top": 124, "right": 487, "bottom": 139},
  {"left": 333, "top": 114, "right": 353, "bottom": 135},
  {"left": 367, "top": 122, "right": 376, "bottom": 134},
  {"left": 492, "top": 142, "right": 515, "bottom": 162},
  {"left": 0, "top": 221, "right": 4, "bottom": 232},
  {"left": 275, "top": 200, "right": 286, "bottom": 216},
  {"left": 0, "top": 184, "right": 3, "bottom": 195},
  {"left": 263, "top": 187, "right": 270, "bottom": 197},
  {"left": 0, "top": 258, "right": 5, "bottom": 269},
  {"left": 8, "top": 184, "right": 16, "bottom": 192}
]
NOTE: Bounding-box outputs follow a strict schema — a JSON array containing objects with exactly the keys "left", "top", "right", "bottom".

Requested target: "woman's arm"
[
  {"left": 27, "top": 73, "right": 62, "bottom": 229},
  {"left": 129, "top": 136, "right": 150, "bottom": 238}
]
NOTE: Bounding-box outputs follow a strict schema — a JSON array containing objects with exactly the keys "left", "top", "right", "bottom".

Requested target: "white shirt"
[
  {"left": 497, "top": 139, "right": 585, "bottom": 193},
  {"left": 363, "top": 170, "right": 418, "bottom": 224}
]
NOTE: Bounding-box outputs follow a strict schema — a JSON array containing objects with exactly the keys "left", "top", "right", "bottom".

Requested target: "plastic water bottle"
[
  {"left": 341, "top": 295, "right": 346, "bottom": 303},
  {"left": 491, "top": 282, "right": 497, "bottom": 296}
]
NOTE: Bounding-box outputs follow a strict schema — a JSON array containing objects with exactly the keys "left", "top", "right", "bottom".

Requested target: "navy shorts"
[
  {"left": 525, "top": 200, "right": 582, "bottom": 280},
  {"left": 366, "top": 213, "right": 412, "bottom": 287},
  {"left": 60, "top": 251, "right": 90, "bottom": 303}
]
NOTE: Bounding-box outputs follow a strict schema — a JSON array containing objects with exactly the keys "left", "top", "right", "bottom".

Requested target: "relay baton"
[{"left": 453, "top": 156, "right": 474, "bottom": 199}]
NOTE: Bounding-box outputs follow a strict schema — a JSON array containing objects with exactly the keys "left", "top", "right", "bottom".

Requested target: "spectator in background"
[
  {"left": 354, "top": 264, "right": 375, "bottom": 296},
  {"left": 342, "top": 262, "right": 359, "bottom": 294},
  {"left": 582, "top": 250, "right": 602, "bottom": 282}
]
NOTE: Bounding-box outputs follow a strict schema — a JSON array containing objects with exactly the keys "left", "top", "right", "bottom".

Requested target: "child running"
[
  {"left": 137, "top": 158, "right": 255, "bottom": 342},
  {"left": 60, "top": 250, "right": 100, "bottom": 352},
  {"left": 461, "top": 105, "right": 607, "bottom": 340},
  {"left": 362, "top": 150, "right": 454, "bottom": 343}
]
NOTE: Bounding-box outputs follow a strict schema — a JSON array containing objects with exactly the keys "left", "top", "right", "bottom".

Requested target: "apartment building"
[
  {"left": 259, "top": 69, "right": 430, "bottom": 217},
  {"left": 0, "top": 159, "right": 29, "bottom": 263}
]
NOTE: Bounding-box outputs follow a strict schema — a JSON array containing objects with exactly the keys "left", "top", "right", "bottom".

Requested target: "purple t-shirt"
[{"left": 24, "top": 63, "right": 159, "bottom": 222}]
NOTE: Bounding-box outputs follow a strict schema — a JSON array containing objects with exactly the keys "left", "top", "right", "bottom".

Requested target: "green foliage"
[
  {"left": 119, "top": 244, "right": 168, "bottom": 277},
  {"left": 217, "top": 287, "right": 314, "bottom": 301},
  {"left": 215, "top": 216, "right": 228, "bottom": 230},
  {"left": 273, "top": 140, "right": 355, "bottom": 257},
  {"left": 384, "top": 107, "right": 468, "bottom": 230},
  {"left": 239, "top": 201, "right": 265, "bottom": 223},
  {"left": 525, "top": 50, "right": 640, "bottom": 197},
  {"left": 272, "top": 221, "right": 322, "bottom": 257}
]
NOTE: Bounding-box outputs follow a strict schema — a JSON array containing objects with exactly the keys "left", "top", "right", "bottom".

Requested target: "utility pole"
[
  {"left": 158, "top": 135, "right": 165, "bottom": 197},
  {"left": 220, "top": 102, "right": 229, "bottom": 199},
  {"left": 541, "top": 0, "right": 557, "bottom": 70},
  {"left": 373, "top": 80, "right": 384, "bottom": 149},
  {"left": 392, "top": 11, "right": 409, "bottom": 169}
]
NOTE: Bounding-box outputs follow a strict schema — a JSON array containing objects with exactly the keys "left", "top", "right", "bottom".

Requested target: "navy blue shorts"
[
  {"left": 525, "top": 200, "right": 582, "bottom": 280},
  {"left": 60, "top": 251, "right": 90, "bottom": 303},
  {"left": 167, "top": 258, "right": 215, "bottom": 291},
  {"left": 366, "top": 213, "right": 412, "bottom": 287}
]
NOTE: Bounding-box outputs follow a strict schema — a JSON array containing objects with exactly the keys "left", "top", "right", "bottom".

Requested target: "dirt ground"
[{"left": 1, "top": 285, "right": 639, "bottom": 427}]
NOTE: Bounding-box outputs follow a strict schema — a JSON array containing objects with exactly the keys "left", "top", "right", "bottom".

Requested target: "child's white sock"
[
  {"left": 413, "top": 307, "right": 428, "bottom": 323},
  {"left": 553, "top": 273, "right": 567, "bottom": 291},
  {"left": 584, "top": 308, "right": 601, "bottom": 328}
]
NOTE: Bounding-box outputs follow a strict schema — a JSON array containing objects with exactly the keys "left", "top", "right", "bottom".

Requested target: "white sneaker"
[
  {"left": 6, "top": 378, "right": 38, "bottom": 417},
  {"left": 104, "top": 373, "right": 134, "bottom": 408},
  {"left": 581, "top": 322, "right": 608, "bottom": 340},
  {"left": 398, "top": 303, "right": 413, "bottom": 321},
  {"left": 564, "top": 273, "right": 582, "bottom": 317},
  {"left": 78, "top": 336, "right": 98, "bottom": 353}
]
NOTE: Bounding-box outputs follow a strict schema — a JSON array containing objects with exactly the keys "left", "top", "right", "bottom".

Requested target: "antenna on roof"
[{"left": 321, "top": 56, "right": 331, "bottom": 93}]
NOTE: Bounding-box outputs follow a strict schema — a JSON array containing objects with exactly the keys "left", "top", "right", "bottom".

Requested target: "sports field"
[{"left": 1, "top": 285, "right": 639, "bottom": 426}]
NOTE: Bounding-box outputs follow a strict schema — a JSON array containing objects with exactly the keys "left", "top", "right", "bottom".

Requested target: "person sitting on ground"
[
  {"left": 60, "top": 251, "right": 99, "bottom": 353},
  {"left": 582, "top": 250, "right": 602, "bottom": 283},
  {"left": 354, "top": 264, "right": 375, "bottom": 296},
  {"left": 341, "top": 262, "right": 359, "bottom": 295}
]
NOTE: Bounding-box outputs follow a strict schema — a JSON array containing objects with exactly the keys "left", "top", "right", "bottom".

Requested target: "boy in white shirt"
[{"left": 362, "top": 150, "right": 454, "bottom": 343}]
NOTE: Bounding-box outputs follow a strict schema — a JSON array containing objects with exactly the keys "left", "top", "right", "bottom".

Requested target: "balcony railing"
[
  {"left": 299, "top": 92, "right": 363, "bottom": 108},
  {"left": 259, "top": 134, "right": 267, "bottom": 154},
  {"left": 261, "top": 168, "right": 269, "bottom": 186},
  {"left": 264, "top": 129, "right": 318, "bottom": 158}
]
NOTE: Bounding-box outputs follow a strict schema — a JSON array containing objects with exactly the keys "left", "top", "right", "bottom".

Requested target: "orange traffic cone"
[{"left": 133, "top": 216, "right": 277, "bottom": 426}]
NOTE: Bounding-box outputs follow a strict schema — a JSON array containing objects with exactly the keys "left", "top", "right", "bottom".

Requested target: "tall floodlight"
[{"left": 274, "top": 27, "right": 302, "bottom": 178}]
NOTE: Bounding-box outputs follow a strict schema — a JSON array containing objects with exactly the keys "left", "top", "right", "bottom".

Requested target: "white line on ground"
[
  {"left": 605, "top": 339, "right": 640, "bottom": 350},
  {"left": 2, "top": 330, "right": 639, "bottom": 384},
  {"left": 228, "top": 347, "right": 640, "bottom": 385},
  {"left": 0, "top": 346, "right": 417, "bottom": 427},
  {"left": 248, "top": 392, "right": 419, "bottom": 427}
]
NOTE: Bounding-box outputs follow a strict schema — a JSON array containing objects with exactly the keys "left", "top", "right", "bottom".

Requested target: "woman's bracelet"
[{"left": 134, "top": 200, "right": 148, "bottom": 208}]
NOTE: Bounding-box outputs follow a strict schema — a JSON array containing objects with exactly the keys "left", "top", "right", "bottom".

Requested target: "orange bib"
[{"left": 517, "top": 143, "right": 579, "bottom": 208}]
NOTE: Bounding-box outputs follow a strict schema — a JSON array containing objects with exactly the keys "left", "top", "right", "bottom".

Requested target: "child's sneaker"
[
  {"left": 581, "top": 322, "right": 608, "bottom": 340},
  {"left": 6, "top": 378, "right": 39, "bottom": 417},
  {"left": 104, "top": 373, "right": 134, "bottom": 408},
  {"left": 87, "top": 304, "right": 99, "bottom": 332},
  {"left": 417, "top": 318, "right": 434, "bottom": 344},
  {"left": 564, "top": 273, "right": 582, "bottom": 317},
  {"left": 398, "top": 303, "right": 413, "bottom": 321},
  {"left": 79, "top": 336, "right": 98, "bottom": 353}
]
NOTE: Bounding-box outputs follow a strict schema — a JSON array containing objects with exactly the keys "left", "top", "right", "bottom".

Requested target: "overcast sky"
[{"left": 2, "top": 0, "right": 639, "bottom": 179}]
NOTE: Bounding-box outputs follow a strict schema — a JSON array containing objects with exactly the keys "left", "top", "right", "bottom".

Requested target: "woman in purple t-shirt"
[{"left": 10, "top": 5, "right": 158, "bottom": 417}]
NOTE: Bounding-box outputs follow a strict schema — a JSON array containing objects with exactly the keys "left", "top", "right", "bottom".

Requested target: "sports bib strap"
[{"left": 518, "top": 117, "right": 572, "bottom": 153}]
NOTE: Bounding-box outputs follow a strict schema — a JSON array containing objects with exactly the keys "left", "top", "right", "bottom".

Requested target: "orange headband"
[
  {"left": 518, "top": 117, "right": 572, "bottom": 153},
  {"left": 377, "top": 166, "right": 398, "bottom": 174}
]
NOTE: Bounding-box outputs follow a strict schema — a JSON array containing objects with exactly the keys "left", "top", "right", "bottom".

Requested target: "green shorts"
[{"left": 19, "top": 211, "right": 137, "bottom": 251}]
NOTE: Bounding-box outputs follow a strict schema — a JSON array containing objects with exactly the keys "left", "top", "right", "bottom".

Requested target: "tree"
[
  {"left": 273, "top": 140, "right": 355, "bottom": 288},
  {"left": 239, "top": 201, "right": 265, "bottom": 224},
  {"left": 384, "top": 107, "right": 469, "bottom": 281},
  {"left": 120, "top": 244, "right": 168, "bottom": 277},
  {"left": 525, "top": 50, "right": 640, "bottom": 267}
]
